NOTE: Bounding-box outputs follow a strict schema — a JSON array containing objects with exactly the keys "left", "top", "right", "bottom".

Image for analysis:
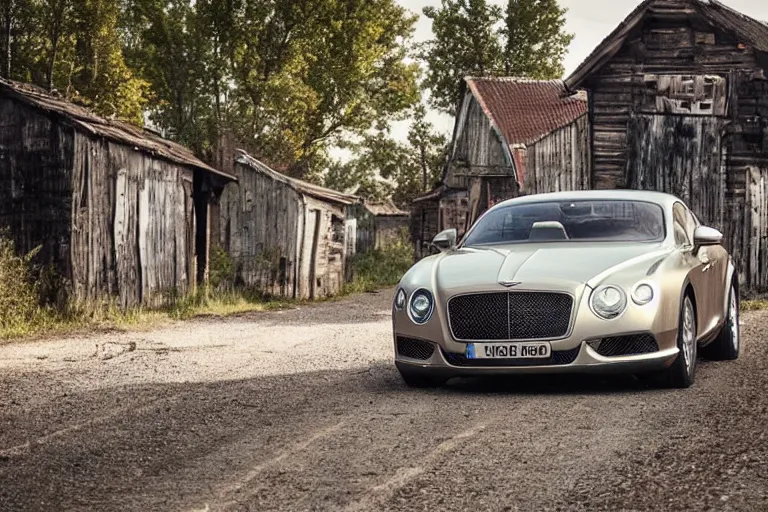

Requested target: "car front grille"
[
  {"left": 396, "top": 337, "right": 435, "bottom": 360},
  {"left": 588, "top": 334, "right": 659, "bottom": 357},
  {"left": 448, "top": 292, "right": 573, "bottom": 341},
  {"left": 442, "top": 346, "right": 581, "bottom": 367}
]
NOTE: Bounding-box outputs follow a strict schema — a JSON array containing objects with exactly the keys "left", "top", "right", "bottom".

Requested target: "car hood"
[{"left": 434, "top": 242, "right": 672, "bottom": 291}]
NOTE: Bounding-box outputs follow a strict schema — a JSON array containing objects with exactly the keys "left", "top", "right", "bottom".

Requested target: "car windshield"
[{"left": 462, "top": 200, "right": 666, "bottom": 246}]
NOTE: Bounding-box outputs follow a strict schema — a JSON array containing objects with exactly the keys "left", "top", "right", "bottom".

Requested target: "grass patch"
[
  {"left": 0, "top": 231, "right": 412, "bottom": 341},
  {"left": 343, "top": 230, "right": 413, "bottom": 294},
  {"left": 741, "top": 300, "right": 768, "bottom": 312}
]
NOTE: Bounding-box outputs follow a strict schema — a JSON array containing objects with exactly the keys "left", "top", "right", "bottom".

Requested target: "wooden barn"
[
  {"left": 218, "top": 150, "right": 359, "bottom": 299},
  {"left": 411, "top": 77, "right": 588, "bottom": 258},
  {"left": 564, "top": 0, "right": 768, "bottom": 293},
  {"left": 0, "top": 79, "right": 235, "bottom": 308}
]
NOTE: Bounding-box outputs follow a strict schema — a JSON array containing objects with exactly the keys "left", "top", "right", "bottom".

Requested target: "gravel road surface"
[{"left": 1, "top": 289, "right": 767, "bottom": 512}]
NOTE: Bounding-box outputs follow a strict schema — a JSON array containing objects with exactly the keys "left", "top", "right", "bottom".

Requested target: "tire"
[
  {"left": 657, "top": 293, "right": 697, "bottom": 389},
  {"left": 701, "top": 281, "right": 740, "bottom": 361},
  {"left": 398, "top": 368, "right": 445, "bottom": 388}
]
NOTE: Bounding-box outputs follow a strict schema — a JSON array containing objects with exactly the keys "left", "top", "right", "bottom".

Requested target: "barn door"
[{"left": 627, "top": 114, "right": 725, "bottom": 229}]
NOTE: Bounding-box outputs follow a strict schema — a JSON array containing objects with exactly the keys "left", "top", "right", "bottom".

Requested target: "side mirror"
[
  {"left": 432, "top": 229, "right": 457, "bottom": 252},
  {"left": 693, "top": 226, "right": 723, "bottom": 251}
]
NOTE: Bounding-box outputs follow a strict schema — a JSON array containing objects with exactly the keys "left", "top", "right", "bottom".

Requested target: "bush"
[
  {"left": 0, "top": 236, "right": 43, "bottom": 336},
  {"left": 346, "top": 228, "right": 414, "bottom": 293}
]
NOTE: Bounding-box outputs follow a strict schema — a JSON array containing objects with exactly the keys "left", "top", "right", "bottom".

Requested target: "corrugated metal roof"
[
  {"left": 565, "top": 0, "right": 768, "bottom": 90},
  {"left": 0, "top": 79, "right": 236, "bottom": 181},
  {"left": 464, "top": 77, "right": 588, "bottom": 147},
  {"left": 236, "top": 150, "right": 360, "bottom": 206},
  {"left": 365, "top": 198, "right": 409, "bottom": 217}
]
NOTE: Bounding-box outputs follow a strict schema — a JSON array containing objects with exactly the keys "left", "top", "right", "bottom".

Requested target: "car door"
[
  {"left": 672, "top": 203, "right": 709, "bottom": 337},
  {"left": 681, "top": 204, "right": 727, "bottom": 335}
]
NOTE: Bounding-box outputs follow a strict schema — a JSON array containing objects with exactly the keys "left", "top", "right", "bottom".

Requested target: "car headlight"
[
  {"left": 631, "top": 283, "right": 654, "bottom": 305},
  {"left": 591, "top": 285, "right": 627, "bottom": 319},
  {"left": 394, "top": 288, "right": 407, "bottom": 309},
  {"left": 409, "top": 289, "right": 434, "bottom": 324}
]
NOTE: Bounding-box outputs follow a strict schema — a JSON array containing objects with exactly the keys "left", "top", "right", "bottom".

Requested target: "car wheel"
[
  {"left": 701, "top": 281, "right": 740, "bottom": 361},
  {"left": 398, "top": 369, "right": 445, "bottom": 388},
  {"left": 657, "top": 294, "right": 697, "bottom": 389}
]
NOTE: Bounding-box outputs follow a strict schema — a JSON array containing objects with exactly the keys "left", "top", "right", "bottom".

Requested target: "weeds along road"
[{"left": 1, "top": 289, "right": 767, "bottom": 512}]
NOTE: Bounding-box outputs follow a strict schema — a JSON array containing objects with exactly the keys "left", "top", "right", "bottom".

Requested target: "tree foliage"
[
  {"left": 324, "top": 105, "right": 448, "bottom": 208},
  {"left": 2, "top": 0, "right": 420, "bottom": 177},
  {"left": 2, "top": 0, "right": 150, "bottom": 124},
  {"left": 421, "top": 0, "right": 573, "bottom": 115},
  {"left": 503, "top": 0, "right": 573, "bottom": 78},
  {"left": 121, "top": 0, "right": 420, "bottom": 174}
]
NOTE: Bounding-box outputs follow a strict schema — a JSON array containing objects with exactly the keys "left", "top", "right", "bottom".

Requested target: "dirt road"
[{"left": 1, "top": 289, "right": 767, "bottom": 512}]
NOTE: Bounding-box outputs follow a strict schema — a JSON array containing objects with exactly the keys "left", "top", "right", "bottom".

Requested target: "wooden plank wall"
[
  {"left": 218, "top": 162, "right": 303, "bottom": 298},
  {"left": 446, "top": 94, "right": 510, "bottom": 189},
  {"left": 626, "top": 114, "right": 725, "bottom": 228},
  {"left": 586, "top": 5, "right": 760, "bottom": 189},
  {"left": 303, "top": 196, "right": 346, "bottom": 299},
  {"left": 746, "top": 167, "right": 768, "bottom": 293},
  {"left": 410, "top": 199, "right": 440, "bottom": 260},
  {"left": 0, "top": 99, "right": 197, "bottom": 308},
  {"left": 525, "top": 115, "right": 591, "bottom": 195},
  {"left": 0, "top": 98, "right": 73, "bottom": 277},
  {"left": 71, "top": 133, "right": 194, "bottom": 308},
  {"left": 584, "top": 3, "right": 768, "bottom": 292}
]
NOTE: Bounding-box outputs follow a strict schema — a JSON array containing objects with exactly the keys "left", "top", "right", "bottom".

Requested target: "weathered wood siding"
[
  {"left": 0, "top": 98, "right": 198, "bottom": 308},
  {"left": 585, "top": 3, "right": 761, "bottom": 189},
  {"left": 411, "top": 198, "right": 440, "bottom": 261},
  {"left": 627, "top": 114, "right": 725, "bottom": 225},
  {"left": 525, "top": 114, "right": 591, "bottom": 194},
  {"left": 446, "top": 93, "right": 513, "bottom": 189},
  {"left": 304, "top": 196, "right": 347, "bottom": 299},
  {"left": 218, "top": 162, "right": 348, "bottom": 300},
  {"left": 0, "top": 98, "right": 73, "bottom": 275},
  {"left": 219, "top": 161, "right": 302, "bottom": 298},
  {"left": 77, "top": 135, "right": 195, "bottom": 307},
  {"left": 583, "top": 0, "right": 768, "bottom": 292}
]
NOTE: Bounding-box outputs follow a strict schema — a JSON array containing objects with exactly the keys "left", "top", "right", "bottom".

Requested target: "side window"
[{"left": 673, "top": 203, "right": 691, "bottom": 247}]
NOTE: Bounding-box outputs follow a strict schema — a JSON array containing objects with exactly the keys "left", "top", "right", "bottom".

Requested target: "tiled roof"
[
  {"left": 465, "top": 77, "right": 587, "bottom": 146},
  {"left": 565, "top": 0, "right": 768, "bottom": 90},
  {"left": 0, "top": 79, "right": 235, "bottom": 181},
  {"left": 236, "top": 150, "right": 360, "bottom": 206}
]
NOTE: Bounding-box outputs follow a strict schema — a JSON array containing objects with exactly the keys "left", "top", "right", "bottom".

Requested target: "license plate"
[{"left": 467, "top": 342, "right": 551, "bottom": 360}]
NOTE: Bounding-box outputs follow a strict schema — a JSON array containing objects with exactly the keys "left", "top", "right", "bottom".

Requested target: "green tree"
[
  {"left": 502, "top": 0, "right": 573, "bottom": 78},
  {"left": 3, "top": 0, "right": 149, "bottom": 123},
  {"left": 420, "top": 0, "right": 503, "bottom": 115},
  {"left": 229, "top": 0, "right": 420, "bottom": 178},
  {"left": 324, "top": 106, "right": 448, "bottom": 208},
  {"left": 421, "top": 0, "right": 573, "bottom": 115}
]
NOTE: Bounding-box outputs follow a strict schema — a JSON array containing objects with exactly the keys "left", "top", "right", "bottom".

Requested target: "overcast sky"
[{"left": 394, "top": 0, "right": 768, "bottom": 138}]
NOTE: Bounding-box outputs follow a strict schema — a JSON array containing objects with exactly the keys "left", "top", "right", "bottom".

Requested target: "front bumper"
[{"left": 394, "top": 336, "right": 679, "bottom": 378}]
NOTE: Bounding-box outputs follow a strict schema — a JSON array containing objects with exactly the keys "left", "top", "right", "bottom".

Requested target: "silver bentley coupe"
[{"left": 393, "top": 190, "right": 740, "bottom": 389}]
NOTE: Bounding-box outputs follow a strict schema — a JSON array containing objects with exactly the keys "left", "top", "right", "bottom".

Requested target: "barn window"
[{"left": 643, "top": 74, "right": 727, "bottom": 116}]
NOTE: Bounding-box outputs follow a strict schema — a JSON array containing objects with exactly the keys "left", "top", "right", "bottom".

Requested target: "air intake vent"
[
  {"left": 396, "top": 337, "right": 435, "bottom": 360},
  {"left": 588, "top": 334, "right": 659, "bottom": 357}
]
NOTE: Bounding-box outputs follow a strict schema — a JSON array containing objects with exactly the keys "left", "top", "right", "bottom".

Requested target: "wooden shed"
[
  {"left": 410, "top": 77, "right": 588, "bottom": 258},
  {"left": 218, "top": 150, "right": 359, "bottom": 299},
  {"left": 363, "top": 199, "right": 410, "bottom": 250},
  {"left": 564, "top": 0, "right": 768, "bottom": 293},
  {"left": 0, "top": 79, "right": 235, "bottom": 308}
]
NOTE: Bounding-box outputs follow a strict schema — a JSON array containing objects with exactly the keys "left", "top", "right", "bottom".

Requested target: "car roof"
[{"left": 493, "top": 190, "right": 682, "bottom": 209}]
